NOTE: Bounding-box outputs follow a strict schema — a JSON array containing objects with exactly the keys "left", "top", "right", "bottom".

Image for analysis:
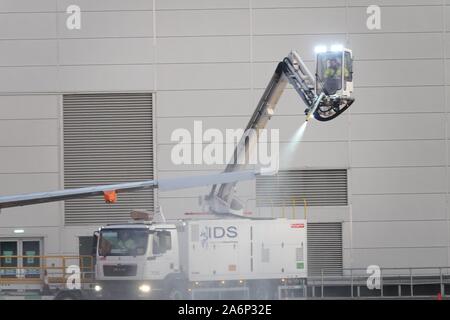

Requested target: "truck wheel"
[
  {"left": 250, "top": 281, "right": 274, "bottom": 300},
  {"left": 168, "top": 287, "right": 187, "bottom": 300},
  {"left": 54, "top": 291, "right": 79, "bottom": 300}
]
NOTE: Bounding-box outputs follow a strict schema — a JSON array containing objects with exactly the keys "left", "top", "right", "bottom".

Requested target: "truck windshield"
[{"left": 98, "top": 228, "right": 149, "bottom": 256}]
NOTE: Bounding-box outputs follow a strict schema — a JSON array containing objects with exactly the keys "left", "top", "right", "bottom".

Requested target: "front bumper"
[{"left": 94, "top": 280, "right": 165, "bottom": 300}]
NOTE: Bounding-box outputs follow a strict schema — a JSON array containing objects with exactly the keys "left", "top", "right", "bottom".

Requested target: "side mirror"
[{"left": 92, "top": 231, "right": 99, "bottom": 256}]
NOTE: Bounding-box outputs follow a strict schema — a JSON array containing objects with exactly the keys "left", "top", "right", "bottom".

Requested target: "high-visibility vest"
[{"left": 324, "top": 67, "right": 349, "bottom": 79}]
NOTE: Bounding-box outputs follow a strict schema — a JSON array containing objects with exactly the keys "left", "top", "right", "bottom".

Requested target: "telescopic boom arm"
[{"left": 205, "top": 50, "right": 354, "bottom": 216}]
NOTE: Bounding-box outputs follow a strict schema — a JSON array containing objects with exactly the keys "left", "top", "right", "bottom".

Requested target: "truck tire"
[
  {"left": 163, "top": 274, "right": 189, "bottom": 300},
  {"left": 54, "top": 291, "right": 80, "bottom": 300},
  {"left": 250, "top": 281, "right": 275, "bottom": 300},
  {"left": 167, "top": 286, "right": 188, "bottom": 300}
]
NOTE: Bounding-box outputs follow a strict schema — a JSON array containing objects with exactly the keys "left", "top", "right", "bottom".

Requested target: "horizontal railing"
[
  {"left": 0, "top": 255, "right": 95, "bottom": 287},
  {"left": 306, "top": 267, "right": 450, "bottom": 299}
]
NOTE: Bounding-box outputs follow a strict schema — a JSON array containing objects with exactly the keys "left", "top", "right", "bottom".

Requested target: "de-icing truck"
[
  {"left": 91, "top": 215, "right": 307, "bottom": 299},
  {"left": 0, "top": 46, "right": 353, "bottom": 299}
]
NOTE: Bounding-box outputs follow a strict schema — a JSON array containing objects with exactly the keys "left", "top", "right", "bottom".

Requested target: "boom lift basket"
[{"left": 312, "top": 48, "right": 354, "bottom": 121}]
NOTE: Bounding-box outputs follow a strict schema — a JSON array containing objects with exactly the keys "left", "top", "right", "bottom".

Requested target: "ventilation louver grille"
[
  {"left": 63, "top": 93, "right": 154, "bottom": 225},
  {"left": 256, "top": 169, "right": 347, "bottom": 207},
  {"left": 307, "top": 222, "right": 343, "bottom": 276}
]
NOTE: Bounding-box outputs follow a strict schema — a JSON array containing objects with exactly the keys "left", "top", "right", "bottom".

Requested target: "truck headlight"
[
  {"left": 138, "top": 284, "right": 151, "bottom": 293},
  {"left": 94, "top": 285, "right": 102, "bottom": 292}
]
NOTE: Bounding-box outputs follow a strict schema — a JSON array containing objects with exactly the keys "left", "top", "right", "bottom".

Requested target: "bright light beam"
[
  {"left": 294, "top": 121, "right": 308, "bottom": 141},
  {"left": 282, "top": 121, "right": 309, "bottom": 167}
]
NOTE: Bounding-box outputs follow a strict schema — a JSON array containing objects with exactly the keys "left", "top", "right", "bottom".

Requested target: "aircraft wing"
[{"left": 0, "top": 170, "right": 259, "bottom": 211}]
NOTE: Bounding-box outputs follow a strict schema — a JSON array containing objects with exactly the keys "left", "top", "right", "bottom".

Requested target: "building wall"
[{"left": 0, "top": 0, "right": 449, "bottom": 270}]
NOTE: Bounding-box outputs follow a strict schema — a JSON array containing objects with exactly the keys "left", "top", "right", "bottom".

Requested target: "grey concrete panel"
[
  {"left": 0, "top": 13, "right": 57, "bottom": 39},
  {"left": 0, "top": 40, "right": 58, "bottom": 66},
  {"left": 57, "top": 11, "right": 153, "bottom": 38},
  {"left": 351, "top": 220, "right": 448, "bottom": 248},
  {"left": 0, "top": 119, "right": 59, "bottom": 146},
  {"left": 350, "top": 114, "right": 445, "bottom": 141},
  {"left": 351, "top": 140, "right": 446, "bottom": 167},
  {"left": 0, "top": 147, "right": 59, "bottom": 174},
  {"left": 59, "top": 65, "right": 154, "bottom": 92},
  {"left": 157, "top": 36, "right": 250, "bottom": 63},
  {"left": 156, "top": 9, "right": 250, "bottom": 37},
  {"left": 351, "top": 194, "right": 447, "bottom": 221},
  {"left": 351, "top": 167, "right": 446, "bottom": 194},
  {"left": 60, "top": 38, "right": 154, "bottom": 65},
  {"left": 0, "top": 95, "right": 59, "bottom": 119}
]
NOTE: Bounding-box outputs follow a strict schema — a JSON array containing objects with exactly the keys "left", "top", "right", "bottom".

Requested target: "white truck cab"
[{"left": 93, "top": 222, "right": 180, "bottom": 299}]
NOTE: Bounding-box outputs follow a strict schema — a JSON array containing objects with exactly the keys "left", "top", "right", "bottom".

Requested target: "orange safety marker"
[{"left": 103, "top": 190, "right": 117, "bottom": 203}]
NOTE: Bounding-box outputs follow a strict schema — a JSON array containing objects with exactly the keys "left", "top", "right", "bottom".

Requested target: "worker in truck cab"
[{"left": 117, "top": 231, "right": 137, "bottom": 252}]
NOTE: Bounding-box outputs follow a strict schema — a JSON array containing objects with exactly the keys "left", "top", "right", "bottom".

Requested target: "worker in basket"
[{"left": 323, "top": 57, "right": 349, "bottom": 95}]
